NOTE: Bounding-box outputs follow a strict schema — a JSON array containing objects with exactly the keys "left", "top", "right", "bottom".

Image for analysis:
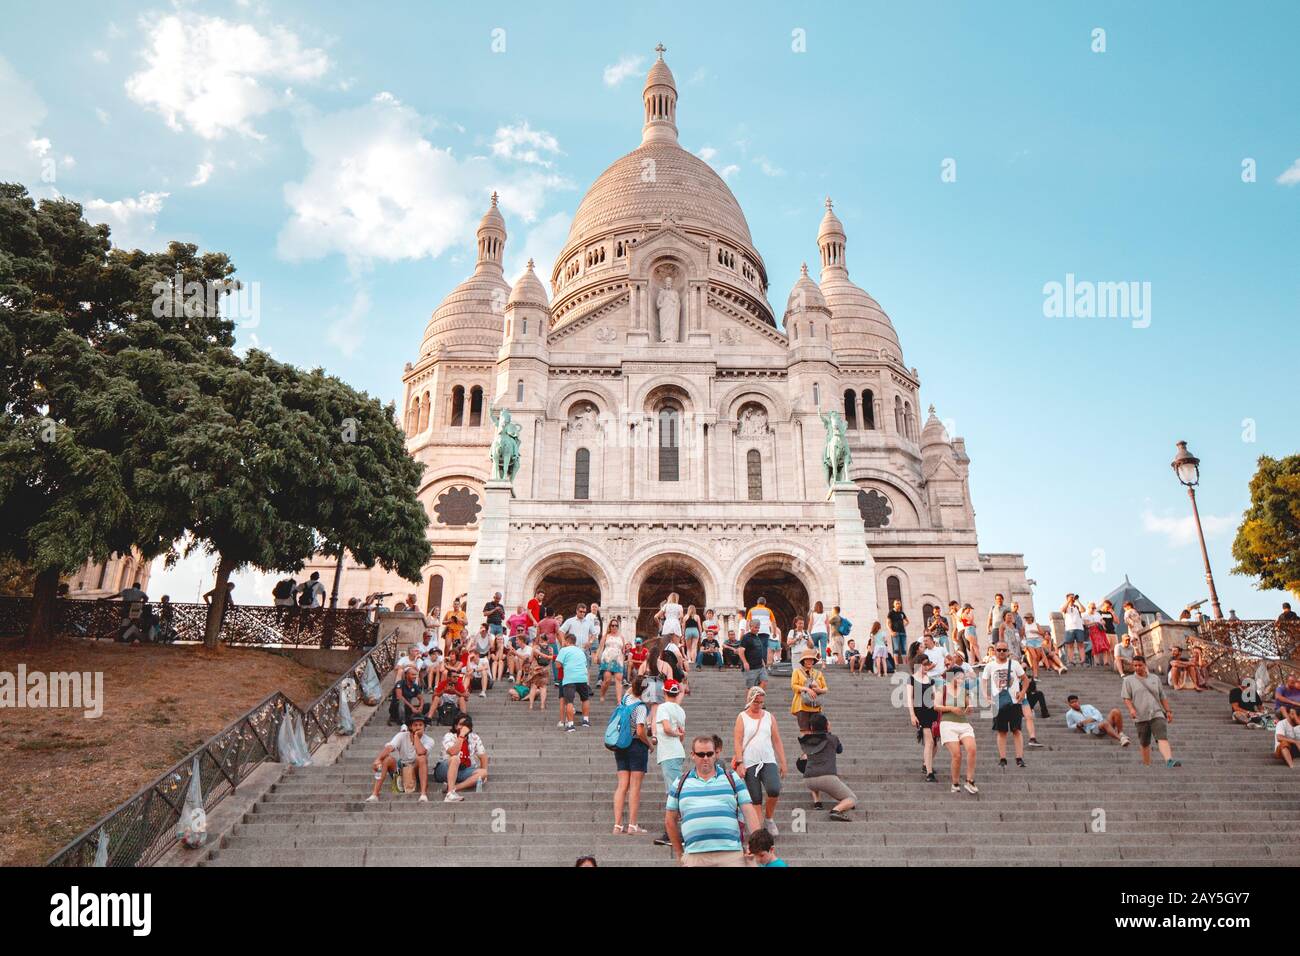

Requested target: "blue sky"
[{"left": 2, "top": 1, "right": 1296, "bottom": 616}]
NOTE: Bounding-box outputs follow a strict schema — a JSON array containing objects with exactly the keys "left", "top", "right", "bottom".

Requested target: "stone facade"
[{"left": 310, "top": 49, "right": 1032, "bottom": 637}]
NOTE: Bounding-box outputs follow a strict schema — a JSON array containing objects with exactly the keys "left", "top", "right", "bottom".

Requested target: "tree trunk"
[
  {"left": 24, "top": 567, "right": 62, "bottom": 643},
  {"left": 329, "top": 549, "right": 344, "bottom": 610},
  {"left": 203, "top": 556, "right": 236, "bottom": 649}
]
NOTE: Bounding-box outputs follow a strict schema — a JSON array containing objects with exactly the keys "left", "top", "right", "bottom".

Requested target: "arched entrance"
[
  {"left": 534, "top": 567, "right": 602, "bottom": 621},
  {"left": 635, "top": 557, "right": 707, "bottom": 638},
  {"left": 741, "top": 563, "right": 811, "bottom": 662}
]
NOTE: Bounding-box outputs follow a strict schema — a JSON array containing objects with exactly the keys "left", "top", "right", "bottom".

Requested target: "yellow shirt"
[{"left": 790, "top": 666, "right": 827, "bottom": 715}]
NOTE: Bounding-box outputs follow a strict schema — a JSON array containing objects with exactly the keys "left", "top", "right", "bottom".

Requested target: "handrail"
[
  {"left": 45, "top": 631, "right": 399, "bottom": 867},
  {"left": 1189, "top": 619, "right": 1300, "bottom": 690}
]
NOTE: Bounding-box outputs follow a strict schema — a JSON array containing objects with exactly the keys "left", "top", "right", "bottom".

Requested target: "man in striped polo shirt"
[{"left": 665, "top": 734, "right": 762, "bottom": 867}]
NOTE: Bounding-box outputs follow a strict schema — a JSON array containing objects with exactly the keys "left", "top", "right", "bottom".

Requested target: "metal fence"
[
  {"left": 45, "top": 631, "right": 399, "bottom": 867},
  {"left": 0, "top": 596, "right": 377, "bottom": 648},
  {"left": 1191, "top": 619, "right": 1300, "bottom": 688}
]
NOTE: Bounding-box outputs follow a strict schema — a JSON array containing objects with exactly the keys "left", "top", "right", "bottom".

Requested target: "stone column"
[
  {"left": 465, "top": 480, "right": 513, "bottom": 632},
  {"left": 829, "top": 482, "right": 877, "bottom": 639}
]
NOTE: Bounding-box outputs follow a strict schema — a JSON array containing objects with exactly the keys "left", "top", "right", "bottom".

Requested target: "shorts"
[
  {"left": 872, "top": 645, "right": 889, "bottom": 660},
  {"left": 743, "top": 762, "right": 782, "bottom": 803},
  {"left": 614, "top": 739, "right": 649, "bottom": 774},
  {"left": 561, "top": 682, "right": 591, "bottom": 704},
  {"left": 684, "top": 628, "right": 700, "bottom": 641},
  {"left": 802, "top": 774, "right": 856, "bottom": 804},
  {"left": 744, "top": 667, "right": 768, "bottom": 688},
  {"left": 1063, "top": 628, "right": 1085, "bottom": 645},
  {"left": 1025, "top": 638, "right": 1043, "bottom": 649},
  {"left": 767, "top": 637, "right": 781, "bottom": 653},
  {"left": 939, "top": 721, "right": 975, "bottom": 746},
  {"left": 660, "top": 756, "right": 685, "bottom": 790},
  {"left": 891, "top": 632, "right": 907, "bottom": 656},
  {"left": 599, "top": 660, "right": 624, "bottom": 675},
  {"left": 432, "top": 761, "right": 475, "bottom": 784},
  {"left": 1136, "top": 717, "right": 1168, "bottom": 747},
  {"left": 488, "top": 623, "right": 504, "bottom": 636},
  {"left": 993, "top": 702, "right": 1024, "bottom": 733}
]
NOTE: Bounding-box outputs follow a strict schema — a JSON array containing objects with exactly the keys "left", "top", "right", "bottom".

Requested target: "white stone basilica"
[{"left": 320, "top": 49, "right": 1032, "bottom": 638}]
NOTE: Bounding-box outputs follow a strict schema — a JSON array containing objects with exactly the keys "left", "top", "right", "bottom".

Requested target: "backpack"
[
  {"left": 837, "top": 616, "right": 852, "bottom": 636},
  {"left": 272, "top": 578, "right": 294, "bottom": 600},
  {"left": 604, "top": 697, "right": 641, "bottom": 751},
  {"left": 436, "top": 701, "right": 461, "bottom": 726},
  {"left": 298, "top": 581, "right": 317, "bottom": 607}
]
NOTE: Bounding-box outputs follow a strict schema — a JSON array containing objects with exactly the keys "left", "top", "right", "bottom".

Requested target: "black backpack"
[
  {"left": 298, "top": 582, "right": 317, "bottom": 606},
  {"left": 436, "top": 701, "right": 461, "bottom": 726},
  {"left": 272, "top": 579, "right": 294, "bottom": 600}
]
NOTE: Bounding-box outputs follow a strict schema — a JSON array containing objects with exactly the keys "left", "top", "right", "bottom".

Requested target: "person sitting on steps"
[{"left": 367, "top": 714, "right": 433, "bottom": 802}]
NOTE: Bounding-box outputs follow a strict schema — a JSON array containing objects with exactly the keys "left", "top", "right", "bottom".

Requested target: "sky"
[{"left": 2, "top": 0, "right": 1296, "bottom": 617}]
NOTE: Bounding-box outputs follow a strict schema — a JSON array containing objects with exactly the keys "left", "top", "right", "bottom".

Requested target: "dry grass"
[{"left": 0, "top": 638, "right": 333, "bottom": 866}]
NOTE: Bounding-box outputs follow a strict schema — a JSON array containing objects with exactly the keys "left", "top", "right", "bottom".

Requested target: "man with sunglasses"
[
  {"left": 665, "top": 735, "right": 762, "bottom": 867},
  {"left": 980, "top": 641, "right": 1029, "bottom": 769}
]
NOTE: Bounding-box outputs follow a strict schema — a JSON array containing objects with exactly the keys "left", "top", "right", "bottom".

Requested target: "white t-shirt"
[
  {"left": 1063, "top": 605, "right": 1085, "bottom": 630},
  {"left": 1275, "top": 719, "right": 1300, "bottom": 750},
  {"left": 923, "top": 645, "right": 946, "bottom": 674},
  {"left": 660, "top": 603, "right": 683, "bottom": 636},
  {"left": 396, "top": 654, "right": 427, "bottom": 672},
  {"left": 788, "top": 630, "right": 811, "bottom": 657},
  {"left": 982, "top": 658, "right": 1026, "bottom": 704},
  {"left": 387, "top": 731, "right": 435, "bottom": 763},
  {"left": 415, "top": 640, "right": 434, "bottom": 659},
  {"left": 657, "top": 701, "right": 687, "bottom": 763},
  {"left": 809, "top": 611, "right": 829, "bottom": 635},
  {"left": 298, "top": 580, "right": 325, "bottom": 607},
  {"left": 739, "top": 710, "right": 777, "bottom": 769}
]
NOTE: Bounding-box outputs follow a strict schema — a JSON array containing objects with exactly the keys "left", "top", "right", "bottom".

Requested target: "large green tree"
[
  {"left": 1232, "top": 454, "right": 1300, "bottom": 601},
  {"left": 150, "top": 350, "right": 431, "bottom": 646},
  {"left": 0, "top": 184, "right": 236, "bottom": 640}
]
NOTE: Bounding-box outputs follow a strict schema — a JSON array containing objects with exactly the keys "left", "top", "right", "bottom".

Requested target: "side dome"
[
  {"left": 419, "top": 193, "right": 510, "bottom": 358},
  {"left": 816, "top": 198, "right": 903, "bottom": 362},
  {"left": 920, "top": 405, "right": 951, "bottom": 451},
  {"left": 785, "top": 263, "right": 827, "bottom": 314},
  {"left": 508, "top": 259, "right": 549, "bottom": 309}
]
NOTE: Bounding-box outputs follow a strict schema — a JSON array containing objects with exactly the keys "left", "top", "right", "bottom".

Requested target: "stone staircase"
[{"left": 202, "top": 661, "right": 1299, "bottom": 866}]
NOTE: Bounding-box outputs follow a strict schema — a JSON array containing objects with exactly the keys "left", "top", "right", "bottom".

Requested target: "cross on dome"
[
  {"left": 655, "top": 42, "right": 667, "bottom": 58},
  {"left": 490, "top": 191, "right": 499, "bottom": 206}
]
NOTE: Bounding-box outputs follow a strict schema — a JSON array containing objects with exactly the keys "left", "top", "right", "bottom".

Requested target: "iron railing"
[
  {"left": 45, "top": 631, "right": 399, "bottom": 867},
  {"left": 1190, "top": 619, "right": 1300, "bottom": 689},
  {"left": 0, "top": 596, "right": 378, "bottom": 648}
]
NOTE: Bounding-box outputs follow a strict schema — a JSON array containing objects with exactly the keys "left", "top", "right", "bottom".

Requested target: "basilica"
[{"left": 318, "top": 49, "right": 1032, "bottom": 639}]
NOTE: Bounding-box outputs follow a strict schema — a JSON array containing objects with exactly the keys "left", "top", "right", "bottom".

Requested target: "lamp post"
[{"left": 1171, "top": 440, "right": 1223, "bottom": 620}]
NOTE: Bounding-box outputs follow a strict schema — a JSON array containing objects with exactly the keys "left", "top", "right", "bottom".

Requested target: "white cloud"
[
  {"left": 125, "top": 13, "right": 330, "bottom": 140},
  {"left": 278, "top": 94, "right": 572, "bottom": 266},
  {"left": 1141, "top": 508, "right": 1237, "bottom": 547},
  {"left": 95, "top": 107, "right": 111, "bottom": 125},
  {"left": 92, "top": 49, "right": 109, "bottom": 64},
  {"left": 491, "top": 121, "right": 561, "bottom": 167},
  {"left": 506, "top": 211, "right": 570, "bottom": 288},
  {"left": 82, "top": 191, "right": 169, "bottom": 250},
  {"left": 1277, "top": 159, "right": 1300, "bottom": 186},
  {"left": 695, "top": 146, "right": 718, "bottom": 161},
  {"left": 756, "top": 157, "right": 785, "bottom": 177},
  {"left": 189, "top": 161, "right": 214, "bottom": 186},
  {"left": 719, "top": 164, "right": 740, "bottom": 181},
  {"left": 0, "top": 55, "right": 55, "bottom": 185},
  {"left": 603, "top": 55, "right": 644, "bottom": 87}
]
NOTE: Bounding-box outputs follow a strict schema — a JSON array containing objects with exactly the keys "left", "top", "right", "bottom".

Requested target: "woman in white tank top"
[{"left": 731, "top": 686, "right": 787, "bottom": 834}]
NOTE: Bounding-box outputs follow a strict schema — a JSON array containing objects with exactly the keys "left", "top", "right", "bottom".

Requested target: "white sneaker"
[
  {"left": 1120, "top": 734, "right": 1131, "bottom": 747},
  {"left": 364, "top": 794, "right": 379, "bottom": 803},
  {"left": 557, "top": 721, "right": 565, "bottom": 728},
  {"left": 444, "top": 791, "right": 464, "bottom": 803},
  {"left": 479, "top": 691, "right": 487, "bottom": 698},
  {"left": 765, "top": 819, "right": 778, "bottom": 836},
  {"left": 418, "top": 794, "right": 428, "bottom": 803}
]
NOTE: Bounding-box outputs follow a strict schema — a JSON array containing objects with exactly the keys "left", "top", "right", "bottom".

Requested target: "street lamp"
[{"left": 1170, "top": 440, "right": 1223, "bottom": 620}]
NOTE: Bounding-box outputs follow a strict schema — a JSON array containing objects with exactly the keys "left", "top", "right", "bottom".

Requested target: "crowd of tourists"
[{"left": 364, "top": 585, "right": 1298, "bottom": 865}]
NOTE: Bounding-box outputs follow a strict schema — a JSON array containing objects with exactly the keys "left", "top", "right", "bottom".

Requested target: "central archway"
[
  {"left": 740, "top": 558, "right": 812, "bottom": 662},
  {"left": 521, "top": 550, "right": 607, "bottom": 622},
  {"left": 633, "top": 555, "right": 708, "bottom": 638}
]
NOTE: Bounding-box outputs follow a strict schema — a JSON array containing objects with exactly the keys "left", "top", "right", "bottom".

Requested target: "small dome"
[
  {"left": 785, "top": 263, "right": 827, "bottom": 313},
  {"left": 644, "top": 55, "right": 676, "bottom": 91},
  {"left": 508, "top": 259, "right": 549, "bottom": 308},
  {"left": 920, "top": 405, "right": 951, "bottom": 450},
  {"left": 479, "top": 191, "right": 505, "bottom": 233},
  {"left": 420, "top": 271, "right": 510, "bottom": 358},
  {"left": 817, "top": 197, "right": 845, "bottom": 242}
]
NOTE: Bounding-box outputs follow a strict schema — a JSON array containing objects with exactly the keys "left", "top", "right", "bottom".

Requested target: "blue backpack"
[
  {"left": 604, "top": 697, "right": 640, "bottom": 751},
  {"left": 838, "top": 616, "right": 852, "bottom": 636}
]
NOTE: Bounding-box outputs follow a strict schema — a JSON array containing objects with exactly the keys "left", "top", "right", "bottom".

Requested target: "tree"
[
  {"left": 148, "top": 350, "right": 431, "bottom": 647},
  {"left": 1232, "top": 454, "right": 1300, "bottom": 601},
  {"left": 0, "top": 184, "right": 237, "bottom": 641}
]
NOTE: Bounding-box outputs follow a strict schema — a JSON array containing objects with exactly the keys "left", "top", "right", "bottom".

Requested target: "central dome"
[{"left": 565, "top": 140, "right": 754, "bottom": 250}]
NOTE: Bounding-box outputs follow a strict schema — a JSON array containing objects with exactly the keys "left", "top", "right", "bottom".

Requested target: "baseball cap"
[{"left": 664, "top": 680, "right": 682, "bottom": 696}]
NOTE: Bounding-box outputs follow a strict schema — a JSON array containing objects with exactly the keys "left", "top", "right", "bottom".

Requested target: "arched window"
[
  {"left": 516, "top": 379, "right": 524, "bottom": 402},
  {"left": 419, "top": 391, "right": 430, "bottom": 431},
  {"left": 521, "top": 317, "right": 528, "bottom": 335},
  {"left": 894, "top": 395, "right": 903, "bottom": 434},
  {"left": 96, "top": 560, "right": 109, "bottom": 590},
  {"left": 574, "top": 447, "right": 591, "bottom": 499},
  {"left": 469, "top": 386, "right": 484, "bottom": 426},
  {"left": 118, "top": 559, "right": 134, "bottom": 590},
  {"left": 746, "top": 449, "right": 763, "bottom": 501},
  {"left": 923, "top": 602, "right": 936, "bottom": 626},
  {"left": 862, "top": 389, "right": 876, "bottom": 430},
  {"left": 843, "top": 389, "right": 858, "bottom": 430},
  {"left": 813, "top": 382, "right": 821, "bottom": 407},
  {"left": 904, "top": 401, "right": 913, "bottom": 440},
  {"left": 427, "top": 574, "right": 444, "bottom": 616},
  {"left": 887, "top": 575, "right": 903, "bottom": 609},
  {"left": 658, "top": 405, "right": 680, "bottom": 482},
  {"left": 408, "top": 395, "right": 420, "bottom": 435},
  {"left": 450, "top": 386, "right": 465, "bottom": 426}
]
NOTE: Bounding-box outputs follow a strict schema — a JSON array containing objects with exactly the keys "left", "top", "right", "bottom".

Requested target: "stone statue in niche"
[
  {"left": 737, "top": 405, "right": 768, "bottom": 437},
  {"left": 656, "top": 273, "right": 681, "bottom": 342},
  {"left": 568, "top": 402, "right": 599, "bottom": 434}
]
